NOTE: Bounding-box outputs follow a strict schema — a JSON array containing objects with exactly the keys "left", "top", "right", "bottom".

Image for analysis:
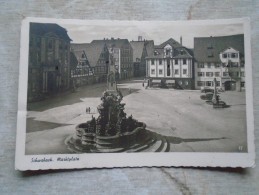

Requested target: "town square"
[{"left": 24, "top": 20, "right": 248, "bottom": 154}]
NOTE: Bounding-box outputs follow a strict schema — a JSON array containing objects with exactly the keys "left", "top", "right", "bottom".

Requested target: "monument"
[
  {"left": 212, "top": 78, "right": 228, "bottom": 108},
  {"left": 66, "top": 47, "right": 159, "bottom": 153}
]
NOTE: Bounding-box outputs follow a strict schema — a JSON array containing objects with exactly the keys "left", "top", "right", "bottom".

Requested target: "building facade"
[
  {"left": 28, "top": 23, "right": 72, "bottom": 102},
  {"left": 91, "top": 38, "right": 133, "bottom": 80},
  {"left": 194, "top": 34, "right": 245, "bottom": 91},
  {"left": 146, "top": 38, "right": 194, "bottom": 89},
  {"left": 71, "top": 42, "right": 109, "bottom": 86}
]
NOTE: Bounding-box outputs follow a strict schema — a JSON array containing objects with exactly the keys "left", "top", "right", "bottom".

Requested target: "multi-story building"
[
  {"left": 71, "top": 42, "right": 110, "bottom": 85},
  {"left": 194, "top": 34, "right": 245, "bottom": 91},
  {"left": 130, "top": 36, "right": 154, "bottom": 77},
  {"left": 28, "top": 23, "right": 72, "bottom": 102},
  {"left": 146, "top": 38, "right": 194, "bottom": 89},
  {"left": 91, "top": 38, "right": 133, "bottom": 80}
]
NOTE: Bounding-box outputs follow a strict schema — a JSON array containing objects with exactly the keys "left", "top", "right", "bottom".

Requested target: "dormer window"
[
  {"left": 223, "top": 53, "right": 227, "bottom": 58},
  {"left": 207, "top": 43, "right": 213, "bottom": 49},
  {"left": 180, "top": 50, "right": 184, "bottom": 55},
  {"left": 231, "top": 53, "right": 238, "bottom": 58},
  {"left": 207, "top": 51, "right": 213, "bottom": 57},
  {"left": 154, "top": 51, "right": 159, "bottom": 56}
]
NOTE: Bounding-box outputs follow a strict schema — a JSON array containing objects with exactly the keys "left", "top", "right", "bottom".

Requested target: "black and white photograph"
[{"left": 15, "top": 18, "right": 254, "bottom": 170}]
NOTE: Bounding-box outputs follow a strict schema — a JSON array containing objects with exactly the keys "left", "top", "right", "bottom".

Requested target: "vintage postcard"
[{"left": 15, "top": 17, "right": 255, "bottom": 170}]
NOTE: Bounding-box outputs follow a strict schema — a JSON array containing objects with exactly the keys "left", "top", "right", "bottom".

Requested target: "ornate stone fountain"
[{"left": 66, "top": 46, "right": 161, "bottom": 153}]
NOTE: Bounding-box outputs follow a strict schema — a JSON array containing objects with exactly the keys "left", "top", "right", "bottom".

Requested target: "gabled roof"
[
  {"left": 144, "top": 40, "right": 155, "bottom": 57},
  {"left": 70, "top": 52, "right": 78, "bottom": 69},
  {"left": 71, "top": 42, "right": 107, "bottom": 67},
  {"left": 146, "top": 38, "right": 193, "bottom": 59},
  {"left": 174, "top": 47, "right": 193, "bottom": 58},
  {"left": 30, "top": 23, "right": 72, "bottom": 41},
  {"left": 194, "top": 34, "right": 244, "bottom": 62},
  {"left": 71, "top": 43, "right": 90, "bottom": 60},
  {"left": 158, "top": 38, "right": 182, "bottom": 48},
  {"left": 91, "top": 38, "right": 131, "bottom": 49},
  {"left": 130, "top": 41, "right": 145, "bottom": 62}
]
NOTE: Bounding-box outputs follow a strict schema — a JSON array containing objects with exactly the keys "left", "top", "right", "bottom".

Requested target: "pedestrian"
[
  {"left": 142, "top": 82, "right": 144, "bottom": 87},
  {"left": 89, "top": 107, "right": 91, "bottom": 113}
]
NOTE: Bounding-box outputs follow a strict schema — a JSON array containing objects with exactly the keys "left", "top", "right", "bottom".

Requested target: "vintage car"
[{"left": 200, "top": 92, "right": 214, "bottom": 101}]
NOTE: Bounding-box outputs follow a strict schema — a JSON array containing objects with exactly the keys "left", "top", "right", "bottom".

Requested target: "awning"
[
  {"left": 166, "top": 80, "right": 175, "bottom": 84},
  {"left": 152, "top": 79, "right": 161, "bottom": 83}
]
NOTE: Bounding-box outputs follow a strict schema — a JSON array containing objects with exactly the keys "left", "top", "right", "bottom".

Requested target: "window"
[
  {"left": 166, "top": 49, "right": 170, "bottom": 56},
  {"left": 198, "top": 72, "right": 204, "bottom": 77},
  {"left": 183, "top": 69, "right": 187, "bottom": 74},
  {"left": 159, "top": 59, "right": 162, "bottom": 65},
  {"left": 215, "top": 72, "right": 220, "bottom": 77},
  {"left": 207, "top": 51, "right": 213, "bottom": 57},
  {"left": 241, "top": 82, "right": 245, "bottom": 87},
  {"left": 151, "top": 69, "right": 155, "bottom": 74},
  {"left": 185, "top": 80, "right": 189, "bottom": 85},
  {"left": 36, "top": 51, "right": 41, "bottom": 63},
  {"left": 207, "top": 63, "right": 211, "bottom": 68},
  {"left": 178, "top": 80, "right": 182, "bottom": 85},
  {"left": 206, "top": 72, "right": 213, "bottom": 77},
  {"left": 59, "top": 42, "right": 63, "bottom": 50},
  {"left": 206, "top": 81, "right": 213, "bottom": 86},
  {"left": 241, "top": 71, "right": 245, "bottom": 77},
  {"left": 231, "top": 62, "right": 238, "bottom": 67},
  {"left": 198, "top": 63, "right": 204, "bottom": 68},
  {"left": 174, "top": 69, "right": 179, "bottom": 75},
  {"left": 216, "top": 81, "right": 220, "bottom": 87},
  {"left": 159, "top": 69, "right": 163, "bottom": 75},
  {"left": 183, "top": 59, "right": 186, "bottom": 65},
  {"left": 167, "top": 64, "right": 170, "bottom": 76},
  {"left": 151, "top": 59, "right": 154, "bottom": 65},
  {"left": 215, "top": 63, "right": 221, "bottom": 68},
  {"left": 222, "top": 53, "right": 227, "bottom": 58},
  {"left": 175, "top": 59, "right": 178, "bottom": 65},
  {"left": 197, "top": 81, "right": 204, "bottom": 86},
  {"left": 207, "top": 43, "right": 213, "bottom": 49},
  {"left": 231, "top": 53, "right": 238, "bottom": 58},
  {"left": 223, "top": 72, "right": 229, "bottom": 77},
  {"left": 48, "top": 39, "right": 53, "bottom": 50}
]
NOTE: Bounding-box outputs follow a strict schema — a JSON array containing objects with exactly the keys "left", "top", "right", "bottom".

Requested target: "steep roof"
[
  {"left": 174, "top": 47, "right": 193, "bottom": 58},
  {"left": 145, "top": 40, "right": 155, "bottom": 57},
  {"left": 91, "top": 38, "right": 131, "bottom": 49},
  {"left": 71, "top": 42, "right": 107, "bottom": 67},
  {"left": 71, "top": 43, "right": 90, "bottom": 60},
  {"left": 158, "top": 38, "right": 182, "bottom": 48},
  {"left": 130, "top": 41, "right": 145, "bottom": 62},
  {"left": 194, "top": 34, "right": 244, "bottom": 63},
  {"left": 146, "top": 38, "right": 193, "bottom": 59},
  {"left": 30, "top": 23, "right": 72, "bottom": 41}
]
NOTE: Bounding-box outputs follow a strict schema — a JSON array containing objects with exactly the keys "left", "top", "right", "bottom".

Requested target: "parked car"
[
  {"left": 201, "top": 88, "right": 214, "bottom": 93},
  {"left": 200, "top": 92, "right": 214, "bottom": 101}
]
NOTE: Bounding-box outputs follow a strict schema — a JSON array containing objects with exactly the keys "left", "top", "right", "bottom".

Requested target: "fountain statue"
[{"left": 65, "top": 46, "right": 149, "bottom": 153}]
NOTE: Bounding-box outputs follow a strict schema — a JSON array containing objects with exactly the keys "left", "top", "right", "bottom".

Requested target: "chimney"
[
  {"left": 138, "top": 36, "right": 143, "bottom": 41},
  {"left": 180, "top": 36, "right": 182, "bottom": 46}
]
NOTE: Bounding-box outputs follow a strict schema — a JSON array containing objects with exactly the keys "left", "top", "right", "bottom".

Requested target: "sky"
[{"left": 60, "top": 20, "right": 244, "bottom": 48}]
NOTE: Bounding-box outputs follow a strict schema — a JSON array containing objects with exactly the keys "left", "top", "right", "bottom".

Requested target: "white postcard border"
[{"left": 15, "top": 17, "right": 255, "bottom": 170}]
